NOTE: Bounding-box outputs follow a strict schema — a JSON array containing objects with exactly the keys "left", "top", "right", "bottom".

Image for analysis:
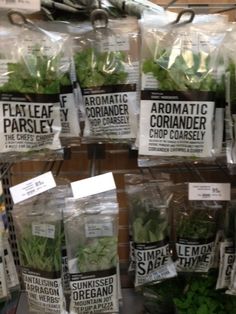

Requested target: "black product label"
[
  {"left": 69, "top": 268, "right": 119, "bottom": 313},
  {"left": 134, "top": 239, "right": 176, "bottom": 287},
  {"left": 0, "top": 93, "right": 61, "bottom": 152},
  {"left": 22, "top": 267, "right": 64, "bottom": 314},
  {"left": 216, "top": 240, "right": 235, "bottom": 290},
  {"left": 139, "top": 90, "right": 215, "bottom": 157},
  {"left": 176, "top": 238, "right": 215, "bottom": 272},
  {"left": 82, "top": 84, "right": 137, "bottom": 139}
]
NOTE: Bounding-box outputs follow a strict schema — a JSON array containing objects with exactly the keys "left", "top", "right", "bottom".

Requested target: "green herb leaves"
[
  {"left": 131, "top": 197, "right": 168, "bottom": 243},
  {"left": 143, "top": 50, "right": 222, "bottom": 92},
  {"left": 74, "top": 47, "right": 128, "bottom": 88},
  {"left": 76, "top": 237, "right": 117, "bottom": 272},
  {"left": 177, "top": 209, "right": 217, "bottom": 240},
  {"left": 0, "top": 55, "right": 61, "bottom": 94},
  {"left": 174, "top": 273, "right": 236, "bottom": 314},
  {"left": 143, "top": 272, "right": 236, "bottom": 314},
  {"left": 18, "top": 224, "right": 62, "bottom": 272}
]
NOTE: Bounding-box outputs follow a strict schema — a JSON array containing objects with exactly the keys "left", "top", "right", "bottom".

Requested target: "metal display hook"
[
  {"left": 90, "top": 0, "right": 109, "bottom": 29},
  {"left": 171, "top": 9, "right": 195, "bottom": 25},
  {"left": 8, "top": 10, "right": 35, "bottom": 29},
  {"left": 164, "top": 0, "right": 178, "bottom": 10},
  {"left": 7, "top": 10, "right": 60, "bottom": 39}
]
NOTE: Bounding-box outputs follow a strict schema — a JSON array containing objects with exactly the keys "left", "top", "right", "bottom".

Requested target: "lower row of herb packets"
[
  {"left": 9, "top": 172, "right": 236, "bottom": 314},
  {"left": 12, "top": 182, "right": 120, "bottom": 314},
  {"left": 125, "top": 174, "right": 236, "bottom": 314}
]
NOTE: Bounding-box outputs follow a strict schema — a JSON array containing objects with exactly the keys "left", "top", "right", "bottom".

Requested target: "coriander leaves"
[
  {"left": 74, "top": 48, "right": 128, "bottom": 88},
  {"left": 142, "top": 50, "right": 222, "bottom": 92}
]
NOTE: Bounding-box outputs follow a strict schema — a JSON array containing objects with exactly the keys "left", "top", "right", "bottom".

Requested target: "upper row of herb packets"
[
  {"left": 1, "top": 10, "right": 236, "bottom": 168},
  {"left": 0, "top": 15, "right": 139, "bottom": 161}
]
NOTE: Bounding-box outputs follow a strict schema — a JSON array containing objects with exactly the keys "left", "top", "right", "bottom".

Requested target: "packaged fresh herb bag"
[
  {"left": 73, "top": 17, "right": 140, "bottom": 143},
  {"left": 37, "top": 20, "right": 81, "bottom": 147},
  {"left": 125, "top": 172, "right": 171, "bottom": 274},
  {"left": 125, "top": 173, "right": 176, "bottom": 287},
  {"left": 138, "top": 11, "right": 228, "bottom": 166},
  {"left": 224, "top": 26, "right": 236, "bottom": 173},
  {"left": 174, "top": 198, "right": 223, "bottom": 274},
  {"left": 64, "top": 190, "right": 119, "bottom": 314},
  {"left": 216, "top": 239, "right": 235, "bottom": 290},
  {"left": 0, "top": 23, "right": 65, "bottom": 157},
  {"left": 12, "top": 189, "right": 67, "bottom": 314}
]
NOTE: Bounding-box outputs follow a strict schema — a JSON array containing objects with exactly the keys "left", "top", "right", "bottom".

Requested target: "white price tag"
[
  {"left": 32, "top": 224, "right": 55, "bottom": 239},
  {"left": 188, "top": 183, "right": 231, "bottom": 201},
  {"left": 0, "top": 0, "right": 40, "bottom": 11},
  {"left": 71, "top": 172, "right": 116, "bottom": 199},
  {"left": 85, "top": 222, "right": 113, "bottom": 238},
  {"left": 10, "top": 171, "right": 56, "bottom": 204},
  {"left": 99, "top": 35, "right": 129, "bottom": 52}
]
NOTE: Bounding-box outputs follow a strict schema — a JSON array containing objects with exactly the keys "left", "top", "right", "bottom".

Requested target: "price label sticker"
[
  {"left": 10, "top": 171, "right": 56, "bottom": 204},
  {"left": 85, "top": 222, "right": 113, "bottom": 238},
  {"left": 0, "top": 0, "right": 40, "bottom": 11},
  {"left": 71, "top": 172, "right": 116, "bottom": 199},
  {"left": 32, "top": 224, "right": 55, "bottom": 239},
  {"left": 99, "top": 35, "right": 129, "bottom": 52},
  {"left": 188, "top": 183, "right": 231, "bottom": 201}
]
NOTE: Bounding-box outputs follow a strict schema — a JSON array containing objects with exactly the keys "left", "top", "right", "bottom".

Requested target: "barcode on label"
[{"left": 202, "top": 194, "right": 210, "bottom": 198}]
